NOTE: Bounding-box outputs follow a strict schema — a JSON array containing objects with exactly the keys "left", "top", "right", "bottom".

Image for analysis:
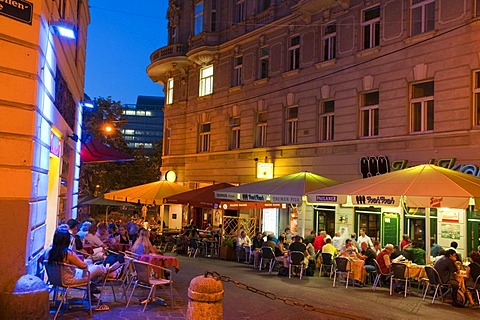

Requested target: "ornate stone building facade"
[
  {"left": 0, "top": 0, "right": 89, "bottom": 288},
  {"left": 148, "top": 0, "right": 480, "bottom": 251}
]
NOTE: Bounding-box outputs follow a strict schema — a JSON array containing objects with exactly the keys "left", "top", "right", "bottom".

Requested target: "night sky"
[{"left": 85, "top": 1, "right": 169, "bottom": 105}]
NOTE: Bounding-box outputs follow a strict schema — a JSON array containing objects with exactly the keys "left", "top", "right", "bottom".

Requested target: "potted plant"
[{"left": 219, "top": 237, "right": 236, "bottom": 260}]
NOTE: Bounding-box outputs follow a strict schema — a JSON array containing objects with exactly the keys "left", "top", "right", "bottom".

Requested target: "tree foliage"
[{"left": 79, "top": 97, "right": 162, "bottom": 197}]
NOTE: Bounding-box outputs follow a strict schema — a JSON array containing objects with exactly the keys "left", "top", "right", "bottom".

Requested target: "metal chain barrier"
[{"left": 204, "top": 271, "right": 369, "bottom": 320}]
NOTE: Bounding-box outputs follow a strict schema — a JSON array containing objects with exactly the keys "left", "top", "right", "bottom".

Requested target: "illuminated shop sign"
[
  {"left": 315, "top": 195, "right": 337, "bottom": 202},
  {"left": 0, "top": 0, "right": 33, "bottom": 25},
  {"left": 50, "top": 132, "right": 61, "bottom": 157},
  {"left": 257, "top": 162, "right": 273, "bottom": 179},
  {"left": 355, "top": 195, "right": 397, "bottom": 206},
  {"left": 241, "top": 193, "right": 266, "bottom": 201}
]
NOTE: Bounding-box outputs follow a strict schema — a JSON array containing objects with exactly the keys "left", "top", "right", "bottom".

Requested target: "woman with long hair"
[
  {"left": 131, "top": 228, "right": 158, "bottom": 255},
  {"left": 47, "top": 225, "right": 115, "bottom": 285}
]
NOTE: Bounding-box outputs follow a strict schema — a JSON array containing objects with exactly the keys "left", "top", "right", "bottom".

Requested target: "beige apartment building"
[
  {"left": 148, "top": 0, "right": 480, "bottom": 252},
  {"left": 0, "top": 0, "right": 89, "bottom": 289}
]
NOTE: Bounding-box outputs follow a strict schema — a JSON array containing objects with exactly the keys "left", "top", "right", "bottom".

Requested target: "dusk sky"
[{"left": 85, "top": 1, "right": 170, "bottom": 105}]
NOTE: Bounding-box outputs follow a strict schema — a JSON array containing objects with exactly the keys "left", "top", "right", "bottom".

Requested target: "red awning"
[
  {"left": 219, "top": 201, "right": 287, "bottom": 210},
  {"left": 163, "top": 182, "right": 235, "bottom": 208},
  {"left": 80, "top": 137, "right": 134, "bottom": 163}
]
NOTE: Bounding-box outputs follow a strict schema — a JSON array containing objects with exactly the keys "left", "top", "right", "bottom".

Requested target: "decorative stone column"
[{"left": 186, "top": 275, "right": 224, "bottom": 320}]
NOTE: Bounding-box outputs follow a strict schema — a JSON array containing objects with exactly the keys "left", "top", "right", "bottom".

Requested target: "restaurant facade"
[
  {"left": 0, "top": 0, "right": 90, "bottom": 289},
  {"left": 149, "top": 1, "right": 480, "bottom": 251}
]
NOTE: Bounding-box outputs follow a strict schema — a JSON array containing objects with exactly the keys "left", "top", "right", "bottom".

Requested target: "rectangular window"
[
  {"left": 259, "top": 47, "right": 269, "bottom": 79},
  {"left": 323, "top": 23, "right": 336, "bottom": 61},
  {"left": 166, "top": 78, "right": 174, "bottom": 105},
  {"left": 474, "top": 71, "right": 480, "bottom": 125},
  {"left": 360, "top": 91, "right": 379, "bottom": 137},
  {"left": 235, "top": 0, "right": 246, "bottom": 23},
  {"left": 258, "top": 0, "right": 271, "bottom": 12},
  {"left": 164, "top": 127, "right": 171, "bottom": 155},
  {"left": 289, "top": 36, "right": 300, "bottom": 71},
  {"left": 255, "top": 112, "right": 267, "bottom": 147},
  {"left": 194, "top": 1, "right": 204, "bottom": 35},
  {"left": 199, "top": 65, "right": 214, "bottom": 96},
  {"left": 198, "top": 123, "right": 211, "bottom": 152},
  {"left": 411, "top": 81, "right": 434, "bottom": 132},
  {"left": 211, "top": 0, "right": 217, "bottom": 32},
  {"left": 476, "top": 0, "right": 480, "bottom": 17},
  {"left": 286, "top": 106, "right": 298, "bottom": 144},
  {"left": 362, "top": 6, "right": 380, "bottom": 49},
  {"left": 229, "top": 117, "right": 241, "bottom": 149},
  {"left": 411, "top": 0, "right": 435, "bottom": 36},
  {"left": 170, "top": 26, "right": 177, "bottom": 44},
  {"left": 319, "top": 100, "right": 334, "bottom": 141},
  {"left": 233, "top": 56, "right": 243, "bottom": 86}
]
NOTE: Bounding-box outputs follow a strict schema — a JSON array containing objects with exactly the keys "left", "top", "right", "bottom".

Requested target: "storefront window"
[
  {"left": 356, "top": 207, "right": 381, "bottom": 242},
  {"left": 314, "top": 206, "right": 335, "bottom": 236}
]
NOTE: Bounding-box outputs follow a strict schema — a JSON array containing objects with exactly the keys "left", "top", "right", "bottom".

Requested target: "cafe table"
[
  {"left": 347, "top": 258, "right": 367, "bottom": 284},
  {"left": 404, "top": 263, "right": 427, "bottom": 281},
  {"left": 138, "top": 253, "right": 180, "bottom": 273}
]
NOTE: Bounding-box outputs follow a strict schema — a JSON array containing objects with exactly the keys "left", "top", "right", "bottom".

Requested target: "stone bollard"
[
  {"left": 186, "top": 275, "right": 224, "bottom": 320},
  {"left": 0, "top": 274, "right": 49, "bottom": 320}
]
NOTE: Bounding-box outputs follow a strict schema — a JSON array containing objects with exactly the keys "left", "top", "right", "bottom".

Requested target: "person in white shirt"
[
  {"left": 236, "top": 231, "right": 252, "bottom": 263},
  {"left": 332, "top": 232, "right": 343, "bottom": 250},
  {"left": 357, "top": 228, "right": 373, "bottom": 249}
]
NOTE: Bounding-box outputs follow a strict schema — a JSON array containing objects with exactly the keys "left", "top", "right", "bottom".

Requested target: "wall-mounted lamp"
[
  {"left": 80, "top": 100, "right": 94, "bottom": 109},
  {"left": 67, "top": 133, "right": 79, "bottom": 142},
  {"left": 50, "top": 20, "right": 76, "bottom": 40},
  {"left": 253, "top": 158, "right": 259, "bottom": 162}
]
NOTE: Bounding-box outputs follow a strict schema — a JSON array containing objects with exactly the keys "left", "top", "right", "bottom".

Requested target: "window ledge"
[
  {"left": 355, "top": 47, "right": 381, "bottom": 59},
  {"left": 403, "top": 30, "right": 437, "bottom": 45},
  {"left": 229, "top": 85, "right": 243, "bottom": 93},
  {"left": 282, "top": 69, "right": 300, "bottom": 78},
  {"left": 254, "top": 78, "right": 269, "bottom": 86},
  {"left": 314, "top": 59, "right": 337, "bottom": 70},
  {"left": 198, "top": 94, "right": 213, "bottom": 101},
  {"left": 409, "top": 130, "right": 434, "bottom": 135},
  {"left": 471, "top": 17, "right": 480, "bottom": 26}
]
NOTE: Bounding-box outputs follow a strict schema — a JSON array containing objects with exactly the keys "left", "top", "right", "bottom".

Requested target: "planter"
[{"left": 219, "top": 246, "right": 236, "bottom": 260}]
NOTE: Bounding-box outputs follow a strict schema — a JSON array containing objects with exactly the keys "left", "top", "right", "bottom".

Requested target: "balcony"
[
  {"left": 187, "top": 33, "right": 219, "bottom": 66},
  {"left": 147, "top": 44, "right": 190, "bottom": 84}
]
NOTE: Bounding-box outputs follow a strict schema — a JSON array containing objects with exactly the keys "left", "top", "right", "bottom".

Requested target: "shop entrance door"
[
  {"left": 409, "top": 218, "right": 425, "bottom": 243},
  {"left": 314, "top": 207, "right": 335, "bottom": 236}
]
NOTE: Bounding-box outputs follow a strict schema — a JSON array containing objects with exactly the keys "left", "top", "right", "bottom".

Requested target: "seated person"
[
  {"left": 339, "top": 239, "right": 357, "bottom": 257},
  {"left": 404, "top": 241, "right": 426, "bottom": 265},
  {"left": 275, "top": 235, "right": 289, "bottom": 268},
  {"left": 322, "top": 238, "right": 338, "bottom": 258},
  {"left": 465, "top": 251, "right": 480, "bottom": 289},
  {"left": 430, "top": 237, "right": 443, "bottom": 257},
  {"left": 288, "top": 235, "right": 309, "bottom": 267},
  {"left": 46, "top": 225, "right": 119, "bottom": 291},
  {"left": 131, "top": 229, "right": 158, "bottom": 255},
  {"left": 251, "top": 232, "right": 264, "bottom": 268},
  {"left": 434, "top": 249, "right": 460, "bottom": 303},
  {"left": 376, "top": 244, "right": 394, "bottom": 275},
  {"left": 95, "top": 223, "right": 110, "bottom": 247},
  {"left": 356, "top": 241, "right": 377, "bottom": 272},
  {"left": 84, "top": 224, "right": 107, "bottom": 261},
  {"left": 236, "top": 231, "right": 252, "bottom": 263}
]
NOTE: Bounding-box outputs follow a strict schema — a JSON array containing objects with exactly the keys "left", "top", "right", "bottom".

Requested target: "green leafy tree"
[{"left": 79, "top": 97, "right": 162, "bottom": 197}]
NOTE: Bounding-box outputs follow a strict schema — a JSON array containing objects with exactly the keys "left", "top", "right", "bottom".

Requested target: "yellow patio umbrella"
[{"left": 104, "top": 180, "right": 190, "bottom": 232}]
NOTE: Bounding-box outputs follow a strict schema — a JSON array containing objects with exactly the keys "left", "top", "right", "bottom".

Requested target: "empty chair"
[
  {"left": 96, "top": 262, "right": 129, "bottom": 308},
  {"left": 44, "top": 261, "right": 92, "bottom": 320},
  {"left": 372, "top": 259, "right": 391, "bottom": 291},
  {"left": 319, "top": 252, "right": 334, "bottom": 277},
  {"left": 259, "top": 246, "right": 276, "bottom": 274},
  {"left": 389, "top": 263, "right": 409, "bottom": 297},
  {"left": 422, "top": 266, "right": 452, "bottom": 303},
  {"left": 333, "top": 256, "right": 353, "bottom": 288},
  {"left": 126, "top": 260, "right": 174, "bottom": 312},
  {"left": 288, "top": 251, "right": 305, "bottom": 279}
]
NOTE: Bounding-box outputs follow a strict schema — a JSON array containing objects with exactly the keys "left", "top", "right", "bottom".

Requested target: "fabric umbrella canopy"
[
  {"left": 215, "top": 172, "right": 339, "bottom": 205},
  {"left": 80, "top": 197, "right": 137, "bottom": 207},
  {"left": 81, "top": 136, "right": 134, "bottom": 163},
  {"left": 306, "top": 164, "right": 480, "bottom": 209},
  {"left": 104, "top": 180, "right": 191, "bottom": 205},
  {"left": 164, "top": 182, "right": 234, "bottom": 208}
]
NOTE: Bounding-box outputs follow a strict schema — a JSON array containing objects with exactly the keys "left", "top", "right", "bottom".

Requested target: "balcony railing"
[{"left": 149, "top": 44, "right": 188, "bottom": 63}]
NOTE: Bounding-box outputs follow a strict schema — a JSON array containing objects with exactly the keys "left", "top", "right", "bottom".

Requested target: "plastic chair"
[
  {"left": 44, "top": 261, "right": 92, "bottom": 320},
  {"left": 422, "top": 266, "right": 452, "bottom": 303},
  {"left": 372, "top": 259, "right": 391, "bottom": 291},
  {"left": 467, "top": 274, "right": 480, "bottom": 304},
  {"left": 319, "top": 252, "right": 334, "bottom": 277},
  {"left": 126, "top": 260, "right": 174, "bottom": 312},
  {"left": 288, "top": 251, "right": 305, "bottom": 279},
  {"left": 259, "top": 246, "right": 276, "bottom": 274},
  {"left": 389, "top": 263, "right": 409, "bottom": 297},
  {"left": 333, "top": 256, "right": 353, "bottom": 288}
]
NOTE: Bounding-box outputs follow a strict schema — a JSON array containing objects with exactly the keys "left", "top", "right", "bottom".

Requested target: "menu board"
[{"left": 382, "top": 213, "right": 399, "bottom": 246}]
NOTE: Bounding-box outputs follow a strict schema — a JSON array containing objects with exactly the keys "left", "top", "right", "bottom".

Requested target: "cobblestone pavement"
[{"left": 50, "top": 254, "right": 480, "bottom": 319}]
